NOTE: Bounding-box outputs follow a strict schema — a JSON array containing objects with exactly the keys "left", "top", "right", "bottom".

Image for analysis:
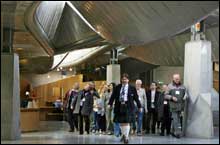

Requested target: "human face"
[
  {"left": 162, "top": 85, "right": 168, "bottom": 92},
  {"left": 84, "top": 84, "right": 90, "bottom": 91},
  {"left": 74, "top": 83, "right": 79, "bottom": 90},
  {"left": 89, "top": 82, "right": 95, "bottom": 89},
  {"left": 173, "top": 74, "right": 181, "bottom": 85},
  {"left": 121, "top": 77, "right": 129, "bottom": 85},
  {"left": 103, "top": 85, "right": 108, "bottom": 92},
  {"left": 150, "top": 83, "right": 156, "bottom": 90},
  {"left": 136, "top": 82, "right": 142, "bottom": 90}
]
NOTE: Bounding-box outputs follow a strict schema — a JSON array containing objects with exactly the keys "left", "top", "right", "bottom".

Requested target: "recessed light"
[{"left": 16, "top": 48, "right": 23, "bottom": 51}]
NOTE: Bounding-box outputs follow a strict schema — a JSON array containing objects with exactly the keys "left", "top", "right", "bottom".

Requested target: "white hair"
[{"left": 136, "top": 79, "right": 142, "bottom": 84}]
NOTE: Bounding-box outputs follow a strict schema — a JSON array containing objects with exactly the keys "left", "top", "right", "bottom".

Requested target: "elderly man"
[
  {"left": 165, "top": 74, "right": 187, "bottom": 138},
  {"left": 135, "top": 79, "right": 147, "bottom": 136}
]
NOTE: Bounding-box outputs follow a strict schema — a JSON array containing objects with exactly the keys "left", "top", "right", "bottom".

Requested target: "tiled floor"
[{"left": 1, "top": 121, "right": 219, "bottom": 144}]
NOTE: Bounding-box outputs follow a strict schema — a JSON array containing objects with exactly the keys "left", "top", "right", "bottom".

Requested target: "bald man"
[{"left": 165, "top": 74, "right": 187, "bottom": 138}]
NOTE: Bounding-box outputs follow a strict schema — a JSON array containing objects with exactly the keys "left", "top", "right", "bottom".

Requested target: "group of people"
[{"left": 64, "top": 73, "right": 187, "bottom": 144}]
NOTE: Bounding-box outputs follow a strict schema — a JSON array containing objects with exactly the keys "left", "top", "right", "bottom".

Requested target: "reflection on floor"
[{"left": 1, "top": 121, "right": 219, "bottom": 144}]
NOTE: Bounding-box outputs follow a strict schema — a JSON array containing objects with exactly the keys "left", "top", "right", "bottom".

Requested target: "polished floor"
[{"left": 1, "top": 121, "right": 219, "bottom": 144}]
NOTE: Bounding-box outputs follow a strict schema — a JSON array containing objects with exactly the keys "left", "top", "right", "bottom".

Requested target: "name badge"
[
  {"left": 139, "top": 97, "right": 142, "bottom": 101},
  {"left": 164, "top": 101, "right": 168, "bottom": 104},
  {"left": 121, "top": 102, "right": 125, "bottom": 104},
  {"left": 175, "top": 90, "right": 180, "bottom": 95}
]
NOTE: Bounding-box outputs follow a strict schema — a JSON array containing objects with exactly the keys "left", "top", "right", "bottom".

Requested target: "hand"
[
  {"left": 107, "top": 105, "right": 112, "bottom": 109},
  {"left": 139, "top": 108, "right": 143, "bottom": 112},
  {"left": 181, "top": 111, "right": 184, "bottom": 116},
  {"left": 172, "top": 96, "right": 178, "bottom": 102},
  {"left": 145, "top": 109, "right": 148, "bottom": 113}
]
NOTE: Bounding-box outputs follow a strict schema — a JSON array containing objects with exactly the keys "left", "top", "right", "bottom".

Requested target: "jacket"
[
  {"left": 71, "top": 90, "right": 82, "bottom": 114},
  {"left": 80, "top": 90, "right": 94, "bottom": 116},
  {"left": 146, "top": 90, "right": 160, "bottom": 112},
  {"left": 165, "top": 82, "right": 187, "bottom": 112},
  {"left": 157, "top": 91, "right": 170, "bottom": 119},
  {"left": 108, "top": 84, "right": 141, "bottom": 115}
]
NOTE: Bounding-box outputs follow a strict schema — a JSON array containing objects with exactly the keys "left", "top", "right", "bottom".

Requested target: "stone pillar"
[
  {"left": 2, "top": 28, "right": 14, "bottom": 53},
  {"left": 1, "top": 53, "right": 21, "bottom": 140},
  {"left": 1, "top": 16, "right": 3, "bottom": 52},
  {"left": 1, "top": 19, "right": 20, "bottom": 139},
  {"left": 107, "top": 64, "right": 121, "bottom": 85},
  {"left": 107, "top": 48, "right": 121, "bottom": 85},
  {"left": 184, "top": 39, "right": 213, "bottom": 138}
]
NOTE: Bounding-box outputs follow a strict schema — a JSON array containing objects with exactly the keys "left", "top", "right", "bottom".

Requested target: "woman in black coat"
[
  {"left": 157, "top": 84, "right": 171, "bottom": 136},
  {"left": 79, "top": 84, "right": 94, "bottom": 135}
]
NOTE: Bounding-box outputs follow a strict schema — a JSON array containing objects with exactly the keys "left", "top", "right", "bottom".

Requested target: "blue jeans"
[
  {"left": 92, "top": 111, "right": 99, "bottom": 131},
  {"left": 137, "top": 107, "right": 144, "bottom": 133},
  {"left": 114, "top": 122, "right": 120, "bottom": 137}
]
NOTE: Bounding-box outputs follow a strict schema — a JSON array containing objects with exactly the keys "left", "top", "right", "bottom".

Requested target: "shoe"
[
  {"left": 137, "top": 132, "right": 142, "bottom": 136},
  {"left": 107, "top": 132, "right": 113, "bottom": 135},
  {"left": 120, "top": 135, "right": 125, "bottom": 142},
  {"left": 95, "top": 131, "right": 99, "bottom": 135},
  {"left": 69, "top": 129, "right": 74, "bottom": 132},
  {"left": 160, "top": 133, "right": 164, "bottom": 136},
  {"left": 171, "top": 133, "right": 180, "bottom": 139},
  {"left": 132, "top": 130, "right": 136, "bottom": 135},
  {"left": 175, "top": 134, "right": 180, "bottom": 139},
  {"left": 124, "top": 138, "right": 129, "bottom": 144},
  {"left": 102, "top": 131, "right": 106, "bottom": 135}
]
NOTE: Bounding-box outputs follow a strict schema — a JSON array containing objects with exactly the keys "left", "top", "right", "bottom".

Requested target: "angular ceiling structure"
[{"left": 1, "top": 1, "right": 219, "bottom": 74}]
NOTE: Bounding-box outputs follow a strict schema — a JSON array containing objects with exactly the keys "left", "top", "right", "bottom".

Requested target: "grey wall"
[{"left": 153, "top": 66, "right": 184, "bottom": 84}]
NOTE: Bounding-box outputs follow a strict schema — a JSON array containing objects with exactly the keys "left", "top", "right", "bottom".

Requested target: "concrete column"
[
  {"left": 1, "top": 15, "right": 3, "bottom": 52},
  {"left": 184, "top": 39, "right": 213, "bottom": 138},
  {"left": 107, "top": 48, "right": 120, "bottom": 85},
  {"left": 2, "top": 28, "right": 13, "bottom": 53},
  {"left": 107, "top": 64, "right": 120, "bottom": 85},
  {"left": 1, "top": 53, "right": 21, "bottom": 140}
]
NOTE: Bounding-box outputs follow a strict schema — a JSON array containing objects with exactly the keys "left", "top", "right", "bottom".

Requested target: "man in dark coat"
[
  {"left": 145, "top": 82, "right": 160, "bottom": 134},
  {"left": 108, "top": 73, "right": 142, "bottom": 144}
]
